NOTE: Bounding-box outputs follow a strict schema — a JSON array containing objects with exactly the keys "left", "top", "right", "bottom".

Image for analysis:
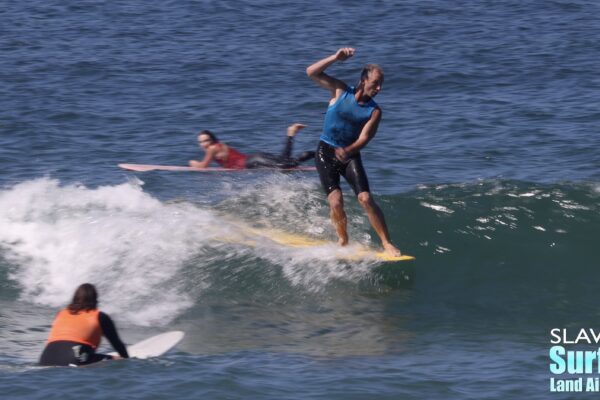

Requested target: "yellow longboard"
[{"left": 221, "top": 221, "right": 415, "bottom": 263}]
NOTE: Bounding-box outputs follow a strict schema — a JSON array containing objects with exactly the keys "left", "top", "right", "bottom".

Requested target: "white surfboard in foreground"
[{"left": 109, "top": 330, "right": 185, "bottom": 359}]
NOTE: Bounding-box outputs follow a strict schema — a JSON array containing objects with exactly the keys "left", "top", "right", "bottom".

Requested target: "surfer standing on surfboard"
[
  {"left": 306, "top": 48, "right": 402, "bottom": 257},
  {"left": 189, "top": 123, "right": 315, "bottom": 169},
  {"left": 39, "top": 283, "right": 129, "bottom": 366}
]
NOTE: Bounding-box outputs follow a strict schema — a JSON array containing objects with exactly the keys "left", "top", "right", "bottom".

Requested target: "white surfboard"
[
  {"left": 109, "top": 331, "right": 185, "bottom": 359},
  {"left": 118, "top": 163, "right": 316, "bottom": 172}
]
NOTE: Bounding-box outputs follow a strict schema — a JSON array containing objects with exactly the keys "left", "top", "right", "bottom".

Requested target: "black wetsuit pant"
[
  {"left": 315, "top": 141, "right": 370, "bottom": 196},
  {"left": 39, "top": 341, "right": 113, "bottom": 366},
  {"left": 245, "top": 137, "right": 315, "bottom": 169}
]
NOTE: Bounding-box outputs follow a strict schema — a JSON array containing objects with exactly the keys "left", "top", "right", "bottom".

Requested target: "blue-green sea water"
[{"left": 1, "top": 1, "right": 600, "bottom": 399}]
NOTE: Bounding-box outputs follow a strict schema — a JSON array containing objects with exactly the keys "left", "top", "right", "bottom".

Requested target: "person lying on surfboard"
[
  {"left": 39, "top": 283, "right": 129, "bottom": 366},
  {"left": 189, "top": 123, "right": 315, "bottom": 170}
]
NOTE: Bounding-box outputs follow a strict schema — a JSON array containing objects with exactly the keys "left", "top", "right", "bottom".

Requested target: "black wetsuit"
[
  {"left": 39, "top": 312, "right": 129, "bottom": 366},
  {"left": 245, "top": 136, "right": 315, "bottom": 169},
  {"left": 315, "top": 141, "right": 370, "bottom": 196}
]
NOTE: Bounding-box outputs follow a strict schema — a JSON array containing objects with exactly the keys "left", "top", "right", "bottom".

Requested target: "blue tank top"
[{"left": 320, "top": 86, "right": 378, "bottom": 148}]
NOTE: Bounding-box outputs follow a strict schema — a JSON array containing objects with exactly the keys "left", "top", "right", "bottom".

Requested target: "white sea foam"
[
  {"left": 214, "top": 175, "right": 382, "bottom": 287},
  {"left": 0, "top": 178, "right": 380, "bottom": 324},
  {"left": 420, "top": 202, "right": 454, "bottom": 214},
  {"left": 552, "top": 199, "right": 590, "bottom": 211},
  {"left": 0, "top": 178, "right": 230, "bottom": 325}
]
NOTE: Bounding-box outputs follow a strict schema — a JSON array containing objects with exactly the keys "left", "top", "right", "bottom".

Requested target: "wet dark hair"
[
  {"left": 199, "top": 130, "right": 219, "bottom": 144},
  {"left": 360, "top": 64, "right": 384, "bottom": 83},
  {"left": 67, "top": 283, "right": 98, "bottom": 314}
]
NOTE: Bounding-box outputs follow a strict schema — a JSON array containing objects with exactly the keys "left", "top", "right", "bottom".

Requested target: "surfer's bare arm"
[
  {"left": 189, "top": 146, "right": 216, "bottom": 168},
  {"left": 335, "top": 107, "right": 382, "bottom": 162},
  {"left": 306, "top": 48, "right": 353, "bottom": 102}
]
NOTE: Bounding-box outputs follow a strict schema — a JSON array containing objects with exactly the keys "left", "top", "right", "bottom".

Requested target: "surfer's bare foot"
[
  {"left": 287, "top": 123, "right": 306, "bottom": 137},
  {"left": 383, "top": 242, "right": 401, "bottom": 257},
  {"left": 337, "top": 237, "right": 349, "bottom": 247}
]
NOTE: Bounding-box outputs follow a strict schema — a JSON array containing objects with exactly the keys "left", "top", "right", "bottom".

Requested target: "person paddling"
[
  {"left": 39, "top": 283, "right": 129, "bottom": 366},
  {"left": 306, "top": 47, "right": 401, "bottom": 256},
  {"left": 189, "top": 123, "right": 315, "bottom": 169}
]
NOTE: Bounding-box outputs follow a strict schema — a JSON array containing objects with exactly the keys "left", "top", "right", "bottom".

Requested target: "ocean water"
[{"left": 1, "top": 1, "right": 600, "bottom": 399}]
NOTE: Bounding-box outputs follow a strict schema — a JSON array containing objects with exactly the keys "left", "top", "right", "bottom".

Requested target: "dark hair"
[
  {"left": 199, "top": 130, "right": 219, "bottom": 144},
  {"left": 67, "top": 283, "right": 98, "bottom": 314},
  {"left": 360, "top": 64, "right": 384, "bottom": 83}
]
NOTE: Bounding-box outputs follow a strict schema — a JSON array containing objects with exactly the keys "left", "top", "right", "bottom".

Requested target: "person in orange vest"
[{"left": 39, "top": 283, "right": 129, "bottom": 366}]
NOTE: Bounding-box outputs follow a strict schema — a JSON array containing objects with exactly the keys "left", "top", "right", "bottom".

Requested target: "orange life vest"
[{"left": 47, "top": 309, "right": 103, "bottom": 349}]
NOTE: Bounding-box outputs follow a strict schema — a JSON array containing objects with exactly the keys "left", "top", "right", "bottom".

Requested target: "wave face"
[
  {"left": 1, "top": 178, "right": 598, "bottom": 330},
  {"left": 0, "top": 177, "right": 399, "bottom": 326},
  {"left": 389, "top": 180, "right": 600, "bottom": 329}
]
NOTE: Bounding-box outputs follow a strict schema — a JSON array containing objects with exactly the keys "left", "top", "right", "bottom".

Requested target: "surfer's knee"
[
  {"left": 357, "top": 192, "right": 375, "bottom": 210},
  {"left": 328, "top": 190, "right": 344, "bottom": 211}
]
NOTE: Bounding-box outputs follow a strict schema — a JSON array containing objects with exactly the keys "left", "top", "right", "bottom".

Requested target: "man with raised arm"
[{"left": 306, "top": 47, "right": 401, "bottom": 256}]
